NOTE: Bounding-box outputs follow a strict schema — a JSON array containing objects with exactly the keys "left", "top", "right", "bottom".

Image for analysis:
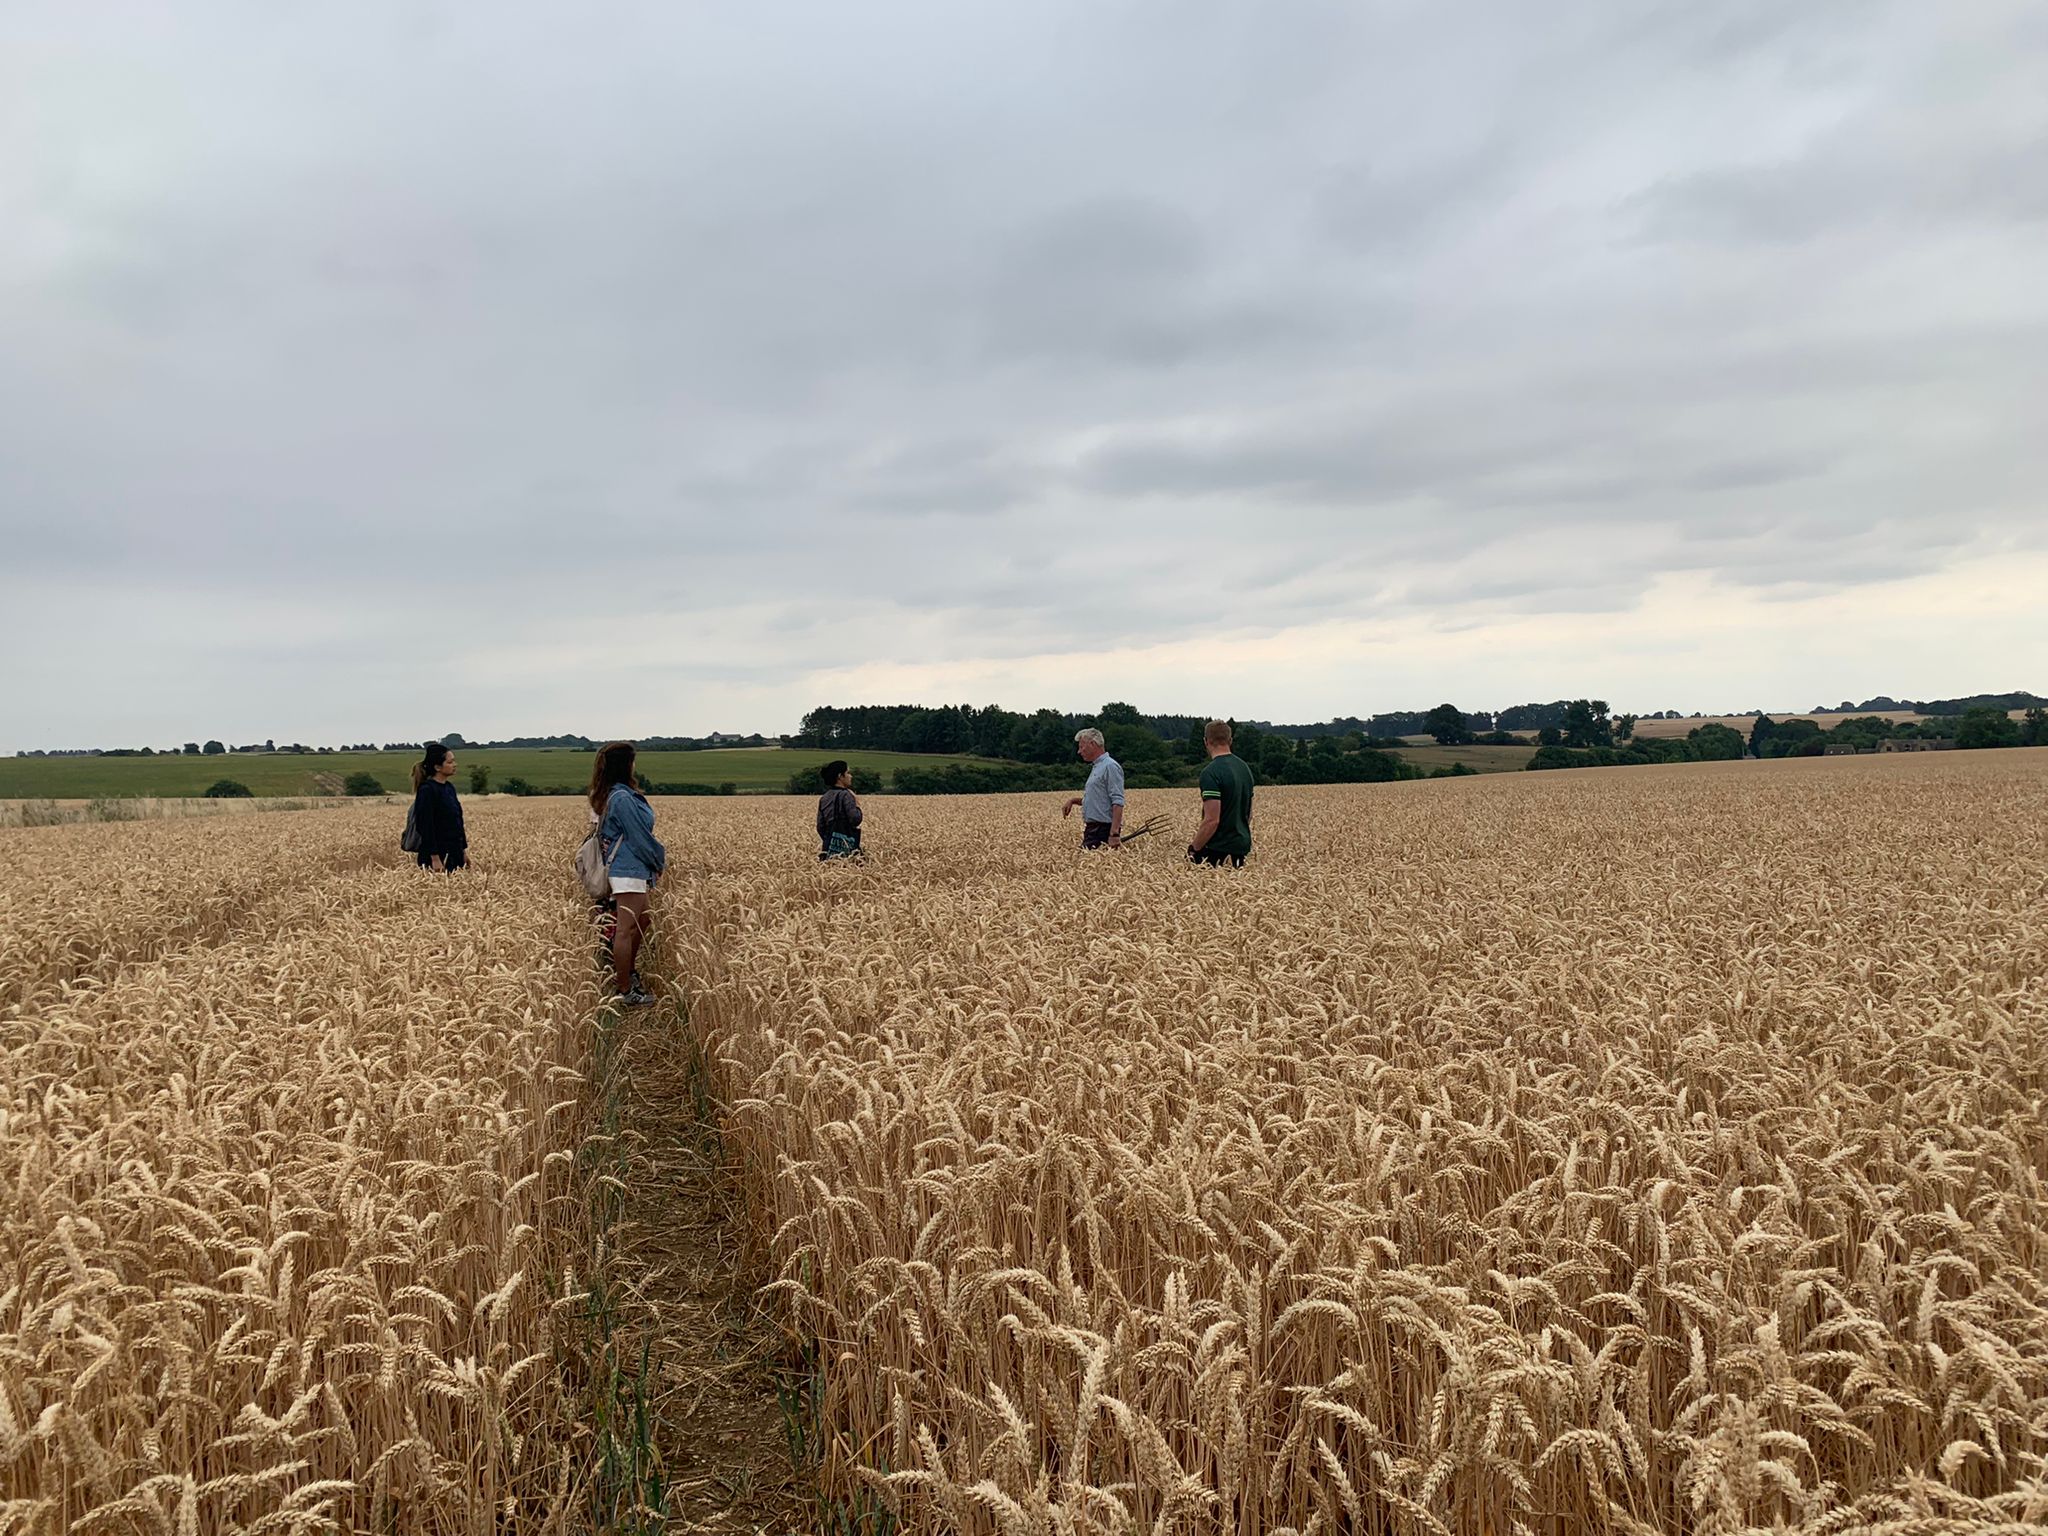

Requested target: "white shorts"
[{"left": 610, "top": 877, "right": 650, "bottom": 895}]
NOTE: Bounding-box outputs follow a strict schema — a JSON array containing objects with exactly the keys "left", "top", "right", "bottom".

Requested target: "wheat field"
[
  {"left": 0, "top": 812, "right": 603, "bottom": 1534},
  {"left": 3, "top": 753, "right": 2045, "bottom": 1533},
  {"left": 652, "top": 753, "right": 2048, "bottom": 1534}
]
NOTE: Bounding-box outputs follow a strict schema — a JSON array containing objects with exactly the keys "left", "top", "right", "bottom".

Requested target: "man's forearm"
[
  {"left": 1191, "top": 807, "right": 1221, "bottom": 849},
  {"left": 1110, "top": 804, "right": 1124, "bottom": 837}
]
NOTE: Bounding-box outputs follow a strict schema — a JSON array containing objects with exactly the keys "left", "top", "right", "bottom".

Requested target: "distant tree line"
[
  {"left": 789, "top": 702, "right": 1483, "bottom": 789},
  {"left": 1527, "top": 703, "right": 2046, "bottom": 770},
  {"left": 12, "top": 729, "right": 775, "bottom": 759},
  {"left": 786, "top": 699, "right": 1667, "bottom": 759},
  {"left": 1528, "top": 723, "right": 1747, "bottom": 771},
  {"left": 1751, "top": 708, "right": 2045, "bottom": 756},
  {"left": 1806, "top": 691, "right": 2045, "bottom": 717},
  {"left": 17, "top": 691, "right": 2043, "bottom": 760},
  {"left": 1517, "top": 701, "right": 1740, "bottom": 770}
]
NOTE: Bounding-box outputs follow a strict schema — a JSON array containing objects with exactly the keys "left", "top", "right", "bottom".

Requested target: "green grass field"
[
  {"left": 1391, "top": 743, "right": 1534, "bottom": 774},
  {"left": 0, "top": 747, "right": 1004, "bottom": 799}
]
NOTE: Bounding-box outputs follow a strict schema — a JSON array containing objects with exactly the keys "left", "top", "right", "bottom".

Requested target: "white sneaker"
[{"left": 617, "top": 987, "right": 655, "bottom": 1007}]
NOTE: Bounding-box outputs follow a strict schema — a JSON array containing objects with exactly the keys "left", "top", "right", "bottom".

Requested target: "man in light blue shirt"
[{"left": 1061, "top": 727, "right": 1124, "bottom": 849}]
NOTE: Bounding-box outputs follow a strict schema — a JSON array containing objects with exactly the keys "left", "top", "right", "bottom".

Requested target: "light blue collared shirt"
[{"left": 1080, "top": 753, "right": 1125, "bottom": 822}]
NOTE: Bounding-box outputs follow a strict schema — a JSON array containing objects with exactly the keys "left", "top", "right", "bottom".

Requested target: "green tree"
[
  {"left": 468, "top": 765, "right": 491, "bottom": 795},
  {"left": 1095, "top": 701, "right": 1145, "bottom": 727},
  {"left": 1562, "top": 699, "right": 1612, "bottom": 748},
  {"left": 204, "top": 779, "right": 253, "bottom": 798},
  {"left": 343, "top": 771, "right": 385, "bottom": 796},
  {"left": 1824, "top": 717, "right": 1893, "bottom": 753},
  {"left": 202, "top": 740, "right": 226, "bottom": 755},
  {"left": 1614, "top": 714, "right": 1637, "bottom": 742},
  {"left": 442, "top": 732, "right": 468, "bottom": 748},
  {"left": 1771, "top": 719, "right": 1824, "bottom": 757},
  {"left": 1016, "top": 708, "right": 1073, "bottom": 764},
  {"left": 1687, "top": 723, "right": 1745, "bottom": 761},
  {"left": 1254, "top": 733, "right": 1295, "bottom": 780},
  {"left": 1537, "top": 725, "right": 1563, "bottom": 747},
  {"left": 1102, "top": 721, "right": 1168, "bottom": 764},
  {"left": 2021, "top": 707, "right": 2048, "bottom": 747},
  {"left": 182, "top": 742, "right": 201, "bottom": 755},
  {"left": 1424, "top": 703, "right": 1474, "bottom": 745},
  {"left": 1956, "top": 707, "right": 2021, "bottom": 750}
]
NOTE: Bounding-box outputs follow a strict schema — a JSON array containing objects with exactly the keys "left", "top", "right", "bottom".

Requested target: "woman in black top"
[
  {"left": 816, "top": 760, "right": 863, "bottom": 859},
  {"left": 411, "top": 743, "right": 468, "bottom": 872}
]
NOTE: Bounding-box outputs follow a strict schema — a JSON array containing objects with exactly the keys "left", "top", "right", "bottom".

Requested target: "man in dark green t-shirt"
[{"left": 1189, "top": 719, "right": 1254, "bottom": 867}]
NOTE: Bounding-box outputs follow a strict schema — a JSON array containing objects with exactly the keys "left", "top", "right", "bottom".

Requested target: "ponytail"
[
  {"left": 588, "top": 742, "right": 637, "bottom": 811},
  {"left": 414, "top": 742, "right": 450, "bottom": 790}
]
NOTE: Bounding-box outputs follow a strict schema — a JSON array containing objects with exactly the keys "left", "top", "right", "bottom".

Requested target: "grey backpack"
[
  {"left": 575, "top": 826, "right": 614, "bottom": 901},
  {"left": 400, "top": 803, "right": 421, "bottom": 854},
  {"left": 576, "top": 791, "right": 619, "bottom": 900}
]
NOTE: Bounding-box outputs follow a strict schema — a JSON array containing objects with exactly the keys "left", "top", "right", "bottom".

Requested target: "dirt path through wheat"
[{"left": 591, "top": 999, "right": 813, "bottom": 1533}]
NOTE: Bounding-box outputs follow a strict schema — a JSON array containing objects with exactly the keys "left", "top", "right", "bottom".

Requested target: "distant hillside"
[{"left": 1810, "top": 691, "right": 2044, "bottom": 716}]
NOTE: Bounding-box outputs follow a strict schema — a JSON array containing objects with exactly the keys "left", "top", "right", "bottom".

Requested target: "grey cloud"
[
  {"left": 1627, "top": 134, "right": 2048, "bottom": 247},
  {"left": 2, "top": 0, "right": 2045, "bottom": 747},
  {"left": 1314, "top": 139, "right": 1521, "bottom": 254},
  {"left": 977, "top": 198, "right": 1336, "bottom": 369}
]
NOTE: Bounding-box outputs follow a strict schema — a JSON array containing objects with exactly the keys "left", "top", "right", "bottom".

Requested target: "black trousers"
[
  {"left": 1082, "top": 820, "right": 1114, "bottom": 849},
  {"left": 1189, "top": 846, "right": 1247, "bottom": 868}
]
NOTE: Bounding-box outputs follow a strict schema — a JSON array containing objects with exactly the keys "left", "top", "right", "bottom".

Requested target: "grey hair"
[{"left": 1074, "top": 727, "right": 1106, "bottom": 748}]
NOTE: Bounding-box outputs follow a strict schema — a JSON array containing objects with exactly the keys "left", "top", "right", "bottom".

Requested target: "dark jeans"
[
  {"left": 1189, "top": 846, "right": 1247, "bottom": 868},
  {"left": 1082, "top": 820, "right": 1114, "bottom": 849}
]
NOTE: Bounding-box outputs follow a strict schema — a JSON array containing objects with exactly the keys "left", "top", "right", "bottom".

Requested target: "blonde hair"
[{"left": 1205, "top": 720, "right": 1233, "bottom": 748}]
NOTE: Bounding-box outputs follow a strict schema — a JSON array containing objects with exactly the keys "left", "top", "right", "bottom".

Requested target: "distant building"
[{"left": 1878, "top": 738, "right": 1955, "bottom": 752}]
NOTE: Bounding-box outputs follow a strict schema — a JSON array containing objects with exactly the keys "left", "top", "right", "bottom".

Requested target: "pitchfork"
[{"left": 1114, "top": 814, "right": 1170, "bottom": 846}]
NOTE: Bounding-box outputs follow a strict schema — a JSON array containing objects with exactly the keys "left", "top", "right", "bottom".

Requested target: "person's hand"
[
  {"left": 1109, "top": 834, "right": 1121, "bottom": 849},
  {"left": 1186, "top": 844, "right": 1200, "bottom": 861},
  {"left": 1062, "top": 797, "right": 1080, "bottom": 818}
]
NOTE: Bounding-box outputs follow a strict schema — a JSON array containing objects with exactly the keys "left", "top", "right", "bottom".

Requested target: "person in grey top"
[
  {"left": 817, "top": 760, "right": 864, "bottom": 859},
  {"left": 1061, "top": 727, "right": 1124, "bottom": 849}
]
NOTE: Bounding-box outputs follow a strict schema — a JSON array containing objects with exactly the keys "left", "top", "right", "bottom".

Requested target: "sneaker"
[{"left": 617, "top": 987, "right": 655, "bottom": 1007}]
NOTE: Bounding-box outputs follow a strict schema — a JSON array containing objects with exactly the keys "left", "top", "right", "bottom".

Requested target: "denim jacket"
[{"left": 600, "top": 786, "right": 666, "bottom": 881}]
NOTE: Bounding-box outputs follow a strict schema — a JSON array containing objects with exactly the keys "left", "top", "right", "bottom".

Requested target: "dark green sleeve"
[{"left": 1199, "top": 759, "right": 1222, "bottom": 798}]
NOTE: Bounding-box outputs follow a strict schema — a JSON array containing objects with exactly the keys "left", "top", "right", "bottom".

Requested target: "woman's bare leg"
[{"left": 612, "top": 891, "right": 650, "bottom": 994}]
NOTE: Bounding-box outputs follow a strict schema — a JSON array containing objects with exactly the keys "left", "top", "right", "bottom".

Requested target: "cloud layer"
[{"left": 3, "top": 1, "right": 2044, "bottom": 746}]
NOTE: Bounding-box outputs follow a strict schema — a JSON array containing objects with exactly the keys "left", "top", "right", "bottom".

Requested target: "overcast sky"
[{"left": 3, "top": 2, "right": 2044, "bottom": 749}]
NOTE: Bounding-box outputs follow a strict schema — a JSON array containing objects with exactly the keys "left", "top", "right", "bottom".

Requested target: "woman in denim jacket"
[{"left": 589, "top": 741, "right": 666, "bottom": 1005}]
